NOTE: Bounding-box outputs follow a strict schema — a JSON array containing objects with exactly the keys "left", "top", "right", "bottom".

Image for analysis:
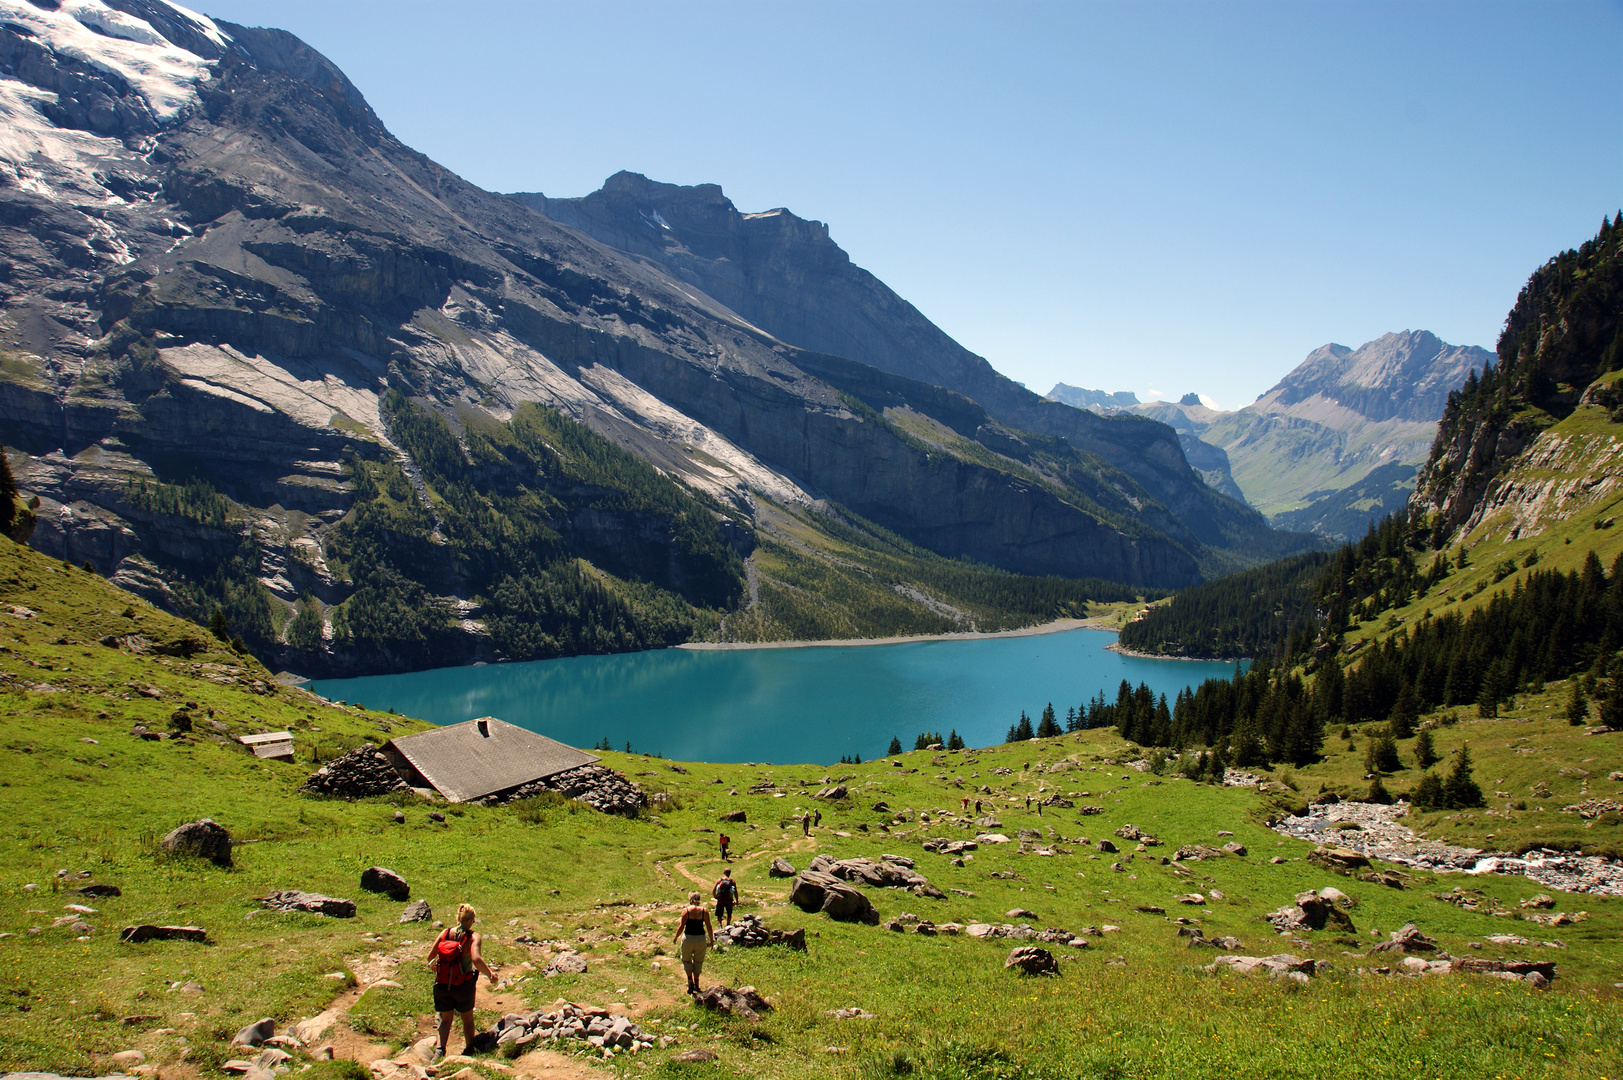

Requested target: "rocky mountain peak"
[{"left": 1259, "top": 330, "right": 1492, "bottom": 423}]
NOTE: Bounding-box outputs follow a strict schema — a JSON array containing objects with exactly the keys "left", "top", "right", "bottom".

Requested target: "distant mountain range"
[
  {"left": 1050, "top": 331, "right": 1494, "bottom": 540},
  {"left": 0, "top": 2, "right": 1313, "bottom": 674}
]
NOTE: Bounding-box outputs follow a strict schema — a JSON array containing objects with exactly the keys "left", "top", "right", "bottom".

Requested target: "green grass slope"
[{"left": 0, "top": 539, "right": 1620, "bottom": 1080}]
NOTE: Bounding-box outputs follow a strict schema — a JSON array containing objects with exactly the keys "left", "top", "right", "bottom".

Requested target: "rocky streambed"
[{"left": 1271, "top": 800, "right": 1623, "bottom": 897}]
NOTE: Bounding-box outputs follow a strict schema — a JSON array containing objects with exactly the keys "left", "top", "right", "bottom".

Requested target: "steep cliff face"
[
  {"left": 518, "top": 173, "right": 1299, "bottom": 561},
  {"left": 1411, "top": 218, "right": 1623, "bottom": 546},
  {"left": 0, "top": 2, "right": 1223, "bottom": 673}
]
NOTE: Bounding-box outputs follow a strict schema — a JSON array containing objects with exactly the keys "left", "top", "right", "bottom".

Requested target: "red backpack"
[{"left": 434, "top": 927, "right": 474, "bottom": 985}]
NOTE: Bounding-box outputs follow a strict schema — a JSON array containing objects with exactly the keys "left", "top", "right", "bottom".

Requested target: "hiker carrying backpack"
[
  {"left": 425, "top": 903, "right": 497, "bottom": 1061},
  {"left": 712, "top": 869, "right": 738, "bottom": 926}
]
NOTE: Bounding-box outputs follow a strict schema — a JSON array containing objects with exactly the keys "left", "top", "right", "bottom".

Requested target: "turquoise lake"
[{"left": 310, "top": 629, "right": 1239, "bottom": 765}]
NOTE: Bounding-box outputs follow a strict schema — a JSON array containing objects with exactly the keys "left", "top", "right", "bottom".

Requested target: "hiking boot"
[{"left": 430, "top": 1047, "right": 445, "bottom": 1063}]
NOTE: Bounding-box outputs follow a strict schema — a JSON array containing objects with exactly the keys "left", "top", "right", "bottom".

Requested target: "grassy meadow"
[{"left": 0, "top": 537, "right": 1621, "bottom": 1080}]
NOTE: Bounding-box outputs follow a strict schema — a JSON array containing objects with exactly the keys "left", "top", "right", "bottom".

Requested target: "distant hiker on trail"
[
  {"left": 814, "top": 809, "right": 822, "bottom": 827},
  {"left": 975, "top": 799, "right": 982, "bottom": 815},
  {"left": 961, "top": 796, "right": 970, "bottom": 811},
  {"left": 1025, "top": 795, "right": 1031, "bottom": 811},
  {"left": 426, "top": 903, "right": 497, "bottom": 1061},
  {"left": 801, "top": 812, "right": 810, "bottom": 836},
  {"left": 719, "top": 833, "right": 731, "bottom": 861},
  {"left": 674, "top": 891, "right": 715, "bottom": 995},
  {"left": 713, "top": 869, "right": 738, "bottom": 925}
]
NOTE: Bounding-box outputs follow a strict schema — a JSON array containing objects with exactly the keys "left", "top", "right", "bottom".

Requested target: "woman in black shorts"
[
  {"left": 673, "top": 892, "right": 714, "bottom": 995},
  {"left": 427, "top": 903, "right": 497, "bottom": 1060}
]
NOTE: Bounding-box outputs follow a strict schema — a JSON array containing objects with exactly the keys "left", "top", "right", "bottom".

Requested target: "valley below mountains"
[{"left": 0, "top": 1, "right": 1312, "bottom": 676}]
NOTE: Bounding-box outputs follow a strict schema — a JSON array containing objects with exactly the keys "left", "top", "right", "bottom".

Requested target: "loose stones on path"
[{"left": 489, "top": 1001, "right": 655, "bottom": 1054}]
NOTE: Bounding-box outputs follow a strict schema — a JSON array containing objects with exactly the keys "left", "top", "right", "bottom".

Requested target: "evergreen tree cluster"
[
  {"left": 1338, "top": 552, "right": 1623, "bottom": 722},
  {"left": 1118, "top": 551, "right": 1331, "bottom": 661}
]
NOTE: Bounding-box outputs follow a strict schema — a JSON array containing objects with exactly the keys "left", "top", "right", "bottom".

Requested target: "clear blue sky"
[{"left": 198, "top": 0, "right": 1622, "bottom": 409}]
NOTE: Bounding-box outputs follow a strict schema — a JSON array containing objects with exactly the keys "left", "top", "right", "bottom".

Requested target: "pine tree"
[
  {"left": 1389, "top": 683, "right": 1419, "bottom": 739},
  {"left": 1600, "top": 679, "right": 1623, "bottom": 729},
  {"left": 888, "top": 736, "right": 902, "bottom": 756},
  {"left": 1567, "top": 681, "right": 1588, "bottom": 726},
  {"left": 1442, "top": 742, "right": 1484, "bottom": 808},
  {"left": 1414, "top": 727, "right": 1439, "bottom": 769},
  {"left": 1013, "top": 711, "right": 1034, "bottom": 741},
  {"left": 1365, "top": 777, "right": 1393, "bottom": 804},
  {"left": 947, "top": 730, "right": 965, "bottom": 751},
  {"left": 1411, "top": 770, "right": 1444, "bottom": 809},
  {"left": 1036, "top": 702, "right": 1061, "bottom": 739},
  {"left": 210, "top": 606, "right": 231, "bottom": 642},
  {"left": 0, "top": 448, "right": 15, "bottom": 534},
  {"left": 1364, "top": 726, "right": 1400, "bottom": 774}
]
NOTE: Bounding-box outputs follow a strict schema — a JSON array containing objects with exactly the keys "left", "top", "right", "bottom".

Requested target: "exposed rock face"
[
  {"left": 0, "top": 5, "right": 1296, "bottom": 683},
  {"left": 526, "top": 173, "right": 1297, "bottom": 566}
]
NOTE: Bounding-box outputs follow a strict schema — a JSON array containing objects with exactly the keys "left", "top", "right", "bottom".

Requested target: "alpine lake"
[{"left": 310, "top": 628, "right": 1240, "bottom": 764}]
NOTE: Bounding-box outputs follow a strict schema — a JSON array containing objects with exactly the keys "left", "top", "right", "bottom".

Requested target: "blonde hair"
[
  {"left": 457, "top": 903, "right": 477, "bottom": 927},
  {"left": 688, "top": 892, "right": 702, "bottom": 905}
]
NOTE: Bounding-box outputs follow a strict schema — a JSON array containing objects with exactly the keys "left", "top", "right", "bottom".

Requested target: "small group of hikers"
[{"left": 427, "top": 870, "right": 747, "bottom": 1052}]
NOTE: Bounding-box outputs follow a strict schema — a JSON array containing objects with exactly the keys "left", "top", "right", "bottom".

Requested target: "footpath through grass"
[{"left": 0, "top": 538, "right": 1620, "bottom": 1080}]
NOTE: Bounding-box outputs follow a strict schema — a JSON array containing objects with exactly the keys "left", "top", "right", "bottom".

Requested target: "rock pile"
[
  {"left": 299, "top": 746, "right": 408, "bottom": 799},
  {"left": 259, "top": 891, "right": 356, "bottom": 918},
  {"left": 808, "top": 854, "right": 945, "bottom": 898},
  {"left": 1172, "top": 844, "right": 1223, "bottom": 862},
  {"left": 489, "top": 764, "right": 646, "bottom": 815},
  {"left": 1004, "top": 946, "right": 1060, "bottom": 975},
  {"left": 162, "top": 819, "right": 233, "bottom": 865},
  {"left": 789, "top": 870, "right": 880, "bottom": 924},
  {"left": 715, "top": 914, "right": 806, "bottom": 951},
  {"left": 1264, "top": 889, "right": 1356, "bottom": 934},
  {"left": 1453, "top": 957, "right": 1557, "bottom": 987},
  {"left": 696, "top": 984, "right": 772, "bottom": 1021},
  {"left": 921, "top": 837, "right": 978, "bottom": 855},
  {"left": 489, "top": 1002, "right": 654, "bottom": 1054},
  {"left": 1561, "top": 798, "right": 1623, "bottom": 819},
  {"left": 1177, "top": 926, "right": 1242, "bottom": 950},
  {"left": 1114, "top": 824, "right": 1160, "bottom": 845},
  {"left": 965, "top": 923, "right": 1090, "bottom": 945}
]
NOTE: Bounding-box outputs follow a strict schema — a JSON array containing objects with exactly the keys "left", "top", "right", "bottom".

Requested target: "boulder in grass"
[
  {"left": 360, "top": 867, "right": 410, "bottom": 901},
  {"left": 768, "top": 858, "right": 797, "bottom": 878},
  {"left": 259, "top": 891, "right": 356, "bottom": 918},
  {"left": 1307, "top": 846, "right": 1369, "bottom": 874},
  {"left": 1004, "top": 946, "right": 1060, "bottom": 976},
  {"left": 1369, "top": 923, "right": 1437, "bottom": 954},
  {"left": 120, "top": 924, "right": 207, "bottom": 943},
  {"left": 399, "top": 899, "right": 432, "bottom": 923},
  {"left": 789, "top": 870, "right": 878, "bottom": 924},
  {"left": 695, "top": 984, "right": 771, "bottom": 1021},
  {"left": 162, "top": 819, "right": 233, "bottom": 865},
  {"left": 719, "top": 810, "right": 747, "bottom": 823},
  {"left": 231, "top": 1017, "right": 276, "bottom": 1047}
]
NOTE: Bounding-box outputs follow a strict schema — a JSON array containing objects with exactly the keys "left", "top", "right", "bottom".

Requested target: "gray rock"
[
  {"left": 399, "top": 899, "right": 432, "bottom": 923},
  {"left": 161, "top": 819, "right": 232, "bottom": 865},
  {"left": 1369, "top": 923, "right": 1438, "bottom": 954},
  {"left": 231, "top": 1017, "right": 276, "bottom": 1047},
  {"left": 694, "top": 984, "right": 771, "bottom": 1020},
  {"left": 1222, "top": 841, "right": 1248, "bottom": 856},
  {"left": 789, "top": 870, "right": 879, "bottom": 924},
  {"left": 768, "top": 857, "right": 797, "bottom": 878},
  {"left": 259, "top": 891, "right": 356, "bottom": 918},
  {"left": 299, "top": 746, "right": 409, "bottom": 799},
  {"left": 360, "top": 866, "right": 409, "bottom": 901},
  {"left": 544, "top": 952, "right": 588, "bottom": 976},
  {"left": 1004, "top": 946, "right": 1060, "bottom": 976},
  {"left": 120, "top": 924, "right": 207, "bottom": 943}
]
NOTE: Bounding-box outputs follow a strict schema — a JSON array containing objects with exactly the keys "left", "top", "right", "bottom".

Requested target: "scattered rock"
[
  {"left": 78, "top": 884, "right": 121, "bottom": 898},
  {"left": 1222, "top": 842, "right": 1248, "bottom": 857},
  {"left": 231, "top": 1018, "right": 276, "bottom": 1047},
  {"left": 1173, "top": 844, "right": 1223, "bottom": 862},
  {"left": 299, "top": 746, "right": 409, "bottom": 799},
  {"left": 719, "top": 810, "right": 747, "bottom": 823},
  {"left": 814, "top": 784, "right": 848, "bottom": 801},
  {"left": 1519, "top": 893, "right": 1556, "bottom": 910},
  {"left": 1096, "top": 839, "right": 1119, "bottom": 854},
  {"left": 360, "top": 867, "right": 410, "bottom": 901},
  {"left": 258, "top": 891, "right": 356, "bottom": 918},
  {"left": 1369, "top": 923, "right": 1437, "bottom": 954},
  {"left": 768, "top": 858, "right": 797, "bottom": 878},
  {"left": 1114, "top": 824, "right": 1159, "bottom": 845},
  {"left": 1004, "top": 946, "right": 1060, "bottom": 975},
  {"left": 715, "top": 914, "right": 806, "bottom": 951},
  {"left": 120, "top": 924, "right": 206, "bottom": 943},
  {"left": 696, "top": 984, "right": 772, "bottom": 1020},
  {"left": 1264, "top": 891, "right": 1353, "bottom": 934},
  {"left": 1006, "top": 908, "right": 1037, "bottom": 920},
  {"left": 161, "top": 819, "right": 233, "bottom": 865},
  {"left": 392, "top": 810, "right": 405, "bottom": 824},
  {"left": 1453, "top": 957, "right": 1558, "bottom": 984},
  {"left": 808, "top": 854, "right": 943, "bottom": 897},
  {"left": 110, "top": 1050, "right": 146, "bottom": 1067},
  {"left": 825, "top": 1007, "right": 875, "bottom": 1020},
  {"left": 1306, "top": 846, "right": 1369, "bottom": 873},
  {"left": 673, "top": 1048, "right": 719, "bottom": 1062},
  {"left": 1206, "top": 954, "right": 1322, "bottom": 981},
  {"left": 400, "top": 899, "right": 432, "bottom": 923},
  {"left": 544, "top": 952, "right": 589, "bottom": 976}
]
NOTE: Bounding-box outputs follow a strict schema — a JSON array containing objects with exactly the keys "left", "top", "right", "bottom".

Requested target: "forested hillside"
[{"left": 1117, "top": 551, "right": 1330, "bottom": 660}]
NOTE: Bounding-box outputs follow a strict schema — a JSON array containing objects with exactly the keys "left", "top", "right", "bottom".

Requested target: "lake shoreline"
[
  {"left": 1106, "top": 642, "right": 1250, "bottom": 663},
  {"left": 678, "top": 616, "right": 1103, "bottom": 652}
]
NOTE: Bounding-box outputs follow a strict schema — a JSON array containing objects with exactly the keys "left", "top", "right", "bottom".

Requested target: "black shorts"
[
  {"left": 433, "top": 978, "right": 477, "bottom": 1014},
  {"left": 716, "top": 901, "right": 734, "bottom": 919}
]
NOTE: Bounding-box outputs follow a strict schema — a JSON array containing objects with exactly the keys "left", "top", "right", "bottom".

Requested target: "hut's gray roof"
[{"left": 385, "top": 717, "right": 598, "bottom": 803}]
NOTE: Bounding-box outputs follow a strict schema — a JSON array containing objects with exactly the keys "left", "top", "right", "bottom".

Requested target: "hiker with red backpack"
[{"left": 426, "top": 903, "right": 497, "bottom": 1060}]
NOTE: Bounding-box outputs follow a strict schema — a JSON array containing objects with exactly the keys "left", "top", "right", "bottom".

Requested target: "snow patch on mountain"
[{"left": 1, "top": 0, "right": 226, "bottom": 118}]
